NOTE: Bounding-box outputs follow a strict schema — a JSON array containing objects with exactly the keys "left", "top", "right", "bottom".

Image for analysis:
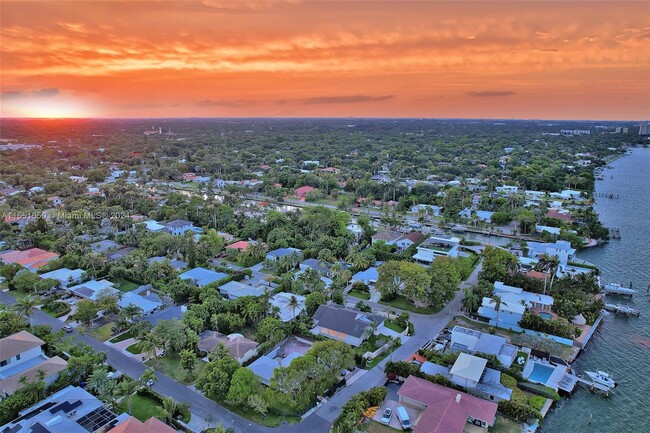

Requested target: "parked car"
[
  {"left": 396, "top": 406, "right": 411, "bottom": 430},
  {"left": 381, "top": 408, "right": 393, "bottom": 425},
  {"left": 62, "top": 325, "right": 73, "bottom": 333},
  {"left": 67, "top": 298, "right": 77, "bottom": 306}
]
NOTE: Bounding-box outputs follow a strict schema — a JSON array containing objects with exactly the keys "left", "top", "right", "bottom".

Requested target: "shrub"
[
  {"left": 498, "top": 400, "right": 542, "bottom": 423},
  {"left": 517, "top": 382, "right": 561, "bottom": 401},
  {"left": 501, "top": 373, "right": 518, "bottom": 389}
]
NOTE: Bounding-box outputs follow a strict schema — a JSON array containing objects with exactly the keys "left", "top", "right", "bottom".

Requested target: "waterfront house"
[
  {"left": 0, "top": 331, "right": 68, "bottom": 397},
  {"left": 397, "top": 375, "right": 498, "bottom": 433},
  {"left": 450, "top": 326, "right": 518, "bottom": 368},
  {"left": 412, "top": 236, "right": 460, "bottom": 264},
  {"left": 311, "top": 304, "right": 384, "bottom": 347},
  {"left": 526, "top": 240, "right": 576, "bottom": 267}
]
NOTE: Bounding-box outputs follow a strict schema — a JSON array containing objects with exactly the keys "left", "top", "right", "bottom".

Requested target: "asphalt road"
[{"left": 0, "top": 260, "right": 481, "bottom": 433}]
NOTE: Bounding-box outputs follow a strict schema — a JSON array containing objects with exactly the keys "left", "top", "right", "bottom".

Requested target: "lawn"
[
  {"left": 451, "top": 316, "right": 522, "bottom": 341},
  {"left": 118, "top": 393, "right": 190, "bottom": 423},
  {"left": 366, "top": 341, "right": 401, "bottom": 369},
  {"left": 116, "top": 279, "right": 139, "bottom": 292},
  {"left": 349, "top": 290, "right": 371, "bottom": 300},
  {"left": 489, "top": 415, "right": 521, "bottom": 433},
  {"left": 126, "top": 342, "right": 143, "bottom": 354},
  {"left": 223, "top": 400, "right": 300, "bottom": 427},
  {"left": 88, "top": 323, "right": 115, "bottom": 342},
  {"left": 364, "top": 420, "right": 402, "bottom": 433},
  {"left": 145, "top": 352, "right": 206, "bottom": 384},
  {"left": 383, "top": 319, "right": 405, "bottom": 333},
  {"left": 379, "top": 295, "right": 440, "bottom": 314},
  {"left": 42, "top": 302, "right": 71, "bottom": 318},
  {"left": 109, "top": 329, "right": 135, "bottom": 343}
]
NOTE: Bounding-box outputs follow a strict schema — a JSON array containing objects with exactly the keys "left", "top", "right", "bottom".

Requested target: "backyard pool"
[
  {"left": 528, "top": 363, "right": 554, "bottom": 385},
  {"left": 538, "top": 312, "right": 554, "bottom": 320}
]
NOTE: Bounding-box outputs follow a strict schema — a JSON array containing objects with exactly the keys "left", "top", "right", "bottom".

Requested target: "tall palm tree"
[
  {"left": 120, "top": 304, "right": 143, "bottom": 323},
  {"left": 287, "top": 295, "right": 300, "bottom": 320},
  {"left": 488, "top": 295, "right": 507, "bottom": 327},
  {"left": 88, "top": 367, "right": 111, "bottom": 396},
  {"left": 116, "top": 379, "right": 138, "bottom": 414},
  {"left": 156, "top": 396, "right": 178, "bottom": 425},
  {"left": 12, "top": 295, "right": 40, "bottom": 321},
  {"left": 137, "top": 332, "right": 161, "bottom": 364},
  {"left": 461, "top": 288, "right": 481, "bottom": 313}
]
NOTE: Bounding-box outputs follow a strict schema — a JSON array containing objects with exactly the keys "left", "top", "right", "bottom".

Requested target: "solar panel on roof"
[
  {"left": 13, "top": 402, "right": 57, "bottom": 423},
  {"left": 49, "top": 400, "right": 82, "bottom": 414},
  {"left": 2, "top": 425, "right": 21, "bottom": 433},
  {"left": 77, "top": 407, "right": 116, "bottom": 432},
  {"left": 29, "top": 423, "right": 50, "bottom": 433}
]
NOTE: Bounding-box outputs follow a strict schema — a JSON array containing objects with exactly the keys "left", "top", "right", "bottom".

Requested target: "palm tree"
[
  {"left": 116, "top": 379, "right": 138, "bottom": 414},
  {"left": 488, "top": 295, "right": 507, "bottom": 327},
  {"left": 88, "top": 367, "right": 111, "bottom": 396},
  {"left": 137, "top": 332, "right": 161, "bottom": 364},
  {"left": 287, "top": 295, "right": 300, "bottom": 320},
  {"left": 120, "top": 304, "right": 143, "bottom": 323},
  {"left": 18, "top": 369, "right": 46, "bottom": 401},
  {"left": 12, "top": 295, "right": 40, "bottom": 321},
  {"left": 247, "top": 242, "right": 267, "bottom": 261},
  {"left": 208, "top": 343, "right": 230, "bottom": 361},
  {"left": 157, "top": 396, "right": 178, "bottom": 425},
  {"left": 461, "top": 288, "right": 481, "bottom": 313}
]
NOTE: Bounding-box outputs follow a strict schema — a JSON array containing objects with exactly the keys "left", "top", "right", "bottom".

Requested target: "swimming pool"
[
  {"left": 528, "top": 363, "right": 554, "bottom": 385},
  {"left": 538, "top": 312, "right": 553, "bottom": 320}
]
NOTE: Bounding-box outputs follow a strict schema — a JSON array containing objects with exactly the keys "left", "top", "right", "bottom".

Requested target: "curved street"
[{"left": 0, "top": 260, "right": 480, "bottom": 433}]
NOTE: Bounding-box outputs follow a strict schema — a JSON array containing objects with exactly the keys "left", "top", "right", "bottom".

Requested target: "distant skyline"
[{"left": 1, "top": 1, "right": 649, "bottom": 120}]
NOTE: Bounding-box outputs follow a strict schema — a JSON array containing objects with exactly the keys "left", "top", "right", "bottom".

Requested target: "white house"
[
  {"left": 40, "top": 268, "right": 85, "bottom": 288},
  {"left": 165, "top": 219, "right": 195, "bottom": 236},
  {"left": 269, "top": 292, "right": 306, "bottom": 322},
  {"left": 495, "top": 185, "right": 519, "bottom": 195},
  {"left": 0, "top": 331, "right": 68, "bottom": 397},
  {"left": 450, "top": 353, "right": 488, "bottom": 388},
  {"left": 450, "top": 326, "right": 518, "bottom": 368},
  {"left": 536, "top": 225, "right": 561, "bottom": 235},
  {"left": 412, "top": 235, "right": 460, "bottom": 264},
  {"left": 526, "top": 240, "right": 576, "bottom": 266}
]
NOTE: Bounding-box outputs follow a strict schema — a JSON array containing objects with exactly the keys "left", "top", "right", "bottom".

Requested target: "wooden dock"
[
  {"left": 608, "top": 227, "right": 621, "bottom": 239},
  {"left": 604, "top": 303, "right": 640, "bottom": 316},
  {"left": 596, "top": 192, "right": 620, "bottom": 199}
]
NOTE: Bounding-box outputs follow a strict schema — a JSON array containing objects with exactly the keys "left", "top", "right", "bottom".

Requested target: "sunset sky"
[{"left": 1, "top": 1, "right": 648, "bottom": 119}]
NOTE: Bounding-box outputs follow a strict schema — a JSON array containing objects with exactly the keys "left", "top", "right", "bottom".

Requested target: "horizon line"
[{"left": 0, "top": 116, "right": 647, "bottom": 123}]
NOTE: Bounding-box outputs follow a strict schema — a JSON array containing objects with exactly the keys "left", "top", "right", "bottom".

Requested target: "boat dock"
[
  {"left": 607, "top": 227, "right": 621, "bottom": 239},
  {"left": 604, "top": 303, "right": 640, "bottom": 316},
  {"left": 602, "top": 283, "right": 636, "bottom": 297},
  {"left": 596, "top": 192, "right": 620, "bottom": 199},
  {"left": 558, "top": 374, "right": 611, "bottom": 396}
]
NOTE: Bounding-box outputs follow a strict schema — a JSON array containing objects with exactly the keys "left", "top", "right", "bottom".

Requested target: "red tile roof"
[
  {"left": 545, "top": 210, "right": 574, "bottom": 222},
  {"left": 397, "top": 376, "right": 497, "bottom": 433},
  {"left": 226, "top": 240, "right": 250, "bottom": 250},
  {"left": 107, "top": 417, "right": 176, "bottom": 433},
  {"left": 295, "top": 185, "right": 315, "bottom": 197},
  {"left": 0, "top": 248, "right": 59, "bottom": 267}
]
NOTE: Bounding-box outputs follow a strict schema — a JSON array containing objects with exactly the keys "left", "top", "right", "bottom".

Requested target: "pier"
[
  {"left": 596, "top": 192, "right": 620, "bottom": 199},
  {"left": 607, "top": 227, "right": 621, "bottom": 239},
  {"left": 558, "top": 374, "right": 611, "bottom": 396},
  {"left": 604, "top": 303, "right": 640, "bottom": 316}
]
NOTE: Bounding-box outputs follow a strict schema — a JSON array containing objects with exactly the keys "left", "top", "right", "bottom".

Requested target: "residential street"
[{"left": 0, "top": 260, "right": 480, "bottom": 433}]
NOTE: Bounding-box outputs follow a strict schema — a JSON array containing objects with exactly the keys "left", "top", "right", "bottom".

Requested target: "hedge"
[
  {"left": 498, "top": 399, "right": 542, "bottom": 422},
  {"left": 517, "top": 381, "right": 561, "bottom": 401},
  {"left": 500, "top": 373, "right": 518, "bottom": 389},
  {"left": 331, "top": 387, "right": 387, "bottom": 433}
]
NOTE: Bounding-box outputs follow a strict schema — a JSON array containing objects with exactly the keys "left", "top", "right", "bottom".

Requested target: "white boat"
[
  {"left": 585, "top": 370, "right": 617, "bottom": 389},
  {"left": 602, "top": 282, "right": 636, "bottom": 296}
]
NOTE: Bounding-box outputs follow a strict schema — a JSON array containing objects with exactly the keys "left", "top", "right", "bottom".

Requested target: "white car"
[{"left": 381, "top": 408, "right": 392, "bottom": 425}]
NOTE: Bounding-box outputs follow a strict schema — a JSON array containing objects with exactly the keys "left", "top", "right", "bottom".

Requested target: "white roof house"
[
  {"left": 219, "top": 280, "right": 267, "bottom": 299},
  {"left": 67, "top": 279, "right": 118, "bottom": 301},
  {"left": 269, "top": 292, "right": 306, "bottom": 322},
  {"left": 450, "top": 353, "right": 488, "bottom": 388},
  {"left": 40, "top": 268, "right": 85, "bottom": 288},
  {"left": 493, "top": 281, "right": 554, "bottom": 310}
]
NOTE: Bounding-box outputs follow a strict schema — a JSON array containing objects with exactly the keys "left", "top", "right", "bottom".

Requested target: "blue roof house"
[{"left": 179, "top": 267, "right": 228, "bottom": 287}]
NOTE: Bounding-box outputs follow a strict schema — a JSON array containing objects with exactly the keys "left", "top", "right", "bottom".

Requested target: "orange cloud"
[{"left": 0, "top": 1, "right": 648, "bottom": 119}]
